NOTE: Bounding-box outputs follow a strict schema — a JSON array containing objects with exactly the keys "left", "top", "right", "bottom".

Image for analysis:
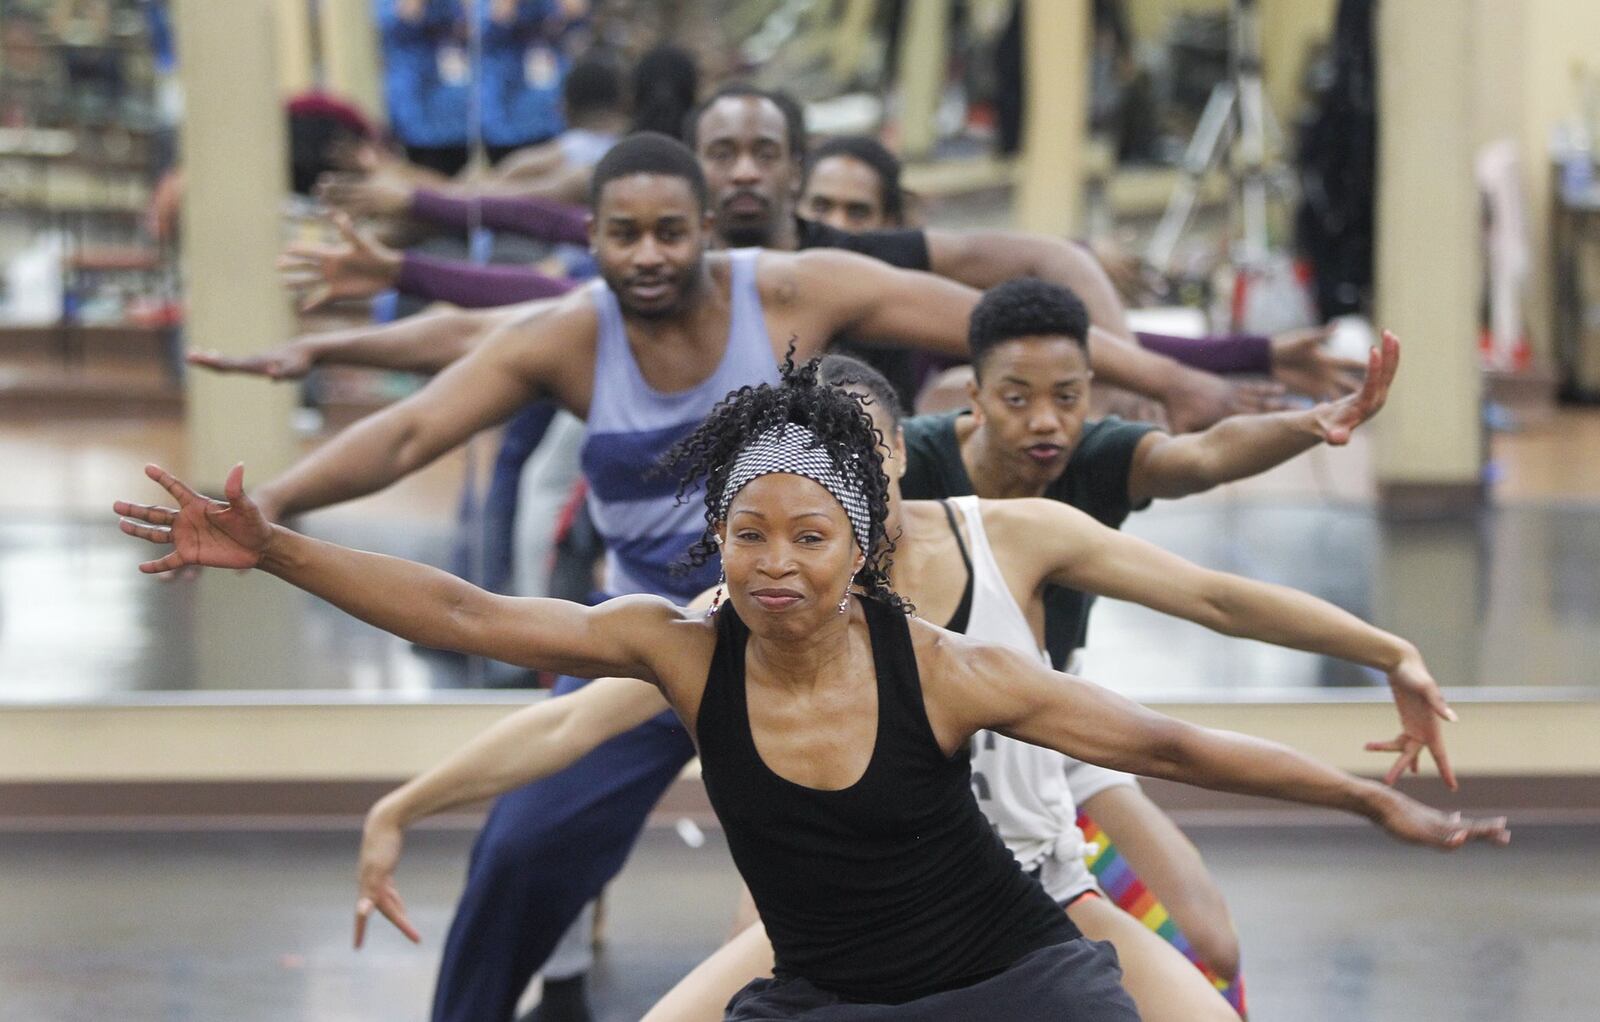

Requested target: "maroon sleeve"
[
  {"left": 397, "top": 252, "right": 577, "bottom": 307},
  {"left": 1134, "top": 331, "right": 1272, "bottom": 374},
  {"left": 410, "top": 190, "right": 590, "bottom": 247}
]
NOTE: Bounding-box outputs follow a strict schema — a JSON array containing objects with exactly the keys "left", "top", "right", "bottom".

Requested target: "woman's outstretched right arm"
[
  {"left": 356, "top": 677, "right": 672, "bottom": 946},
  {"left": 114, "top": 463, "right": 678, "bottom": 682}
]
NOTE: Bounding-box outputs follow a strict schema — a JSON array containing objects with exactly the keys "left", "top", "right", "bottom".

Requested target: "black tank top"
[{"left": 696, "top": 596, "right": 1079, "bottom": 1004}]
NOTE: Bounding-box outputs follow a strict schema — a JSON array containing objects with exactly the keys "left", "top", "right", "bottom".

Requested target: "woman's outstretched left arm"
[{"left": 931, "top": 635, "right": 1509, "bottom": 851}]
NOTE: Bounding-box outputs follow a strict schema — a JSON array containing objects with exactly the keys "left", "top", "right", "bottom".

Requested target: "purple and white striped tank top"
[{"left": 580, "top": 249, "right": 780, "bottom": 601}]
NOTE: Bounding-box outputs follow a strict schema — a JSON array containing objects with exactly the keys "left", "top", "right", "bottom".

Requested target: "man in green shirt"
[
  {"left": 897, "top": 277, "right": 1400, "bottom": 998},
  {"left": 900, "top": 276, "right": 1395, "bottom": 670}
]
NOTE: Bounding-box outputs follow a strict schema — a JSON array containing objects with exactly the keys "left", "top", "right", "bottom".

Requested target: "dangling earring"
[
  {"left": 707, "top": 568, "right": 726, "bottom": 617},
  {"left": 837, "top": 589, "right": 850, "bottom": 615}
]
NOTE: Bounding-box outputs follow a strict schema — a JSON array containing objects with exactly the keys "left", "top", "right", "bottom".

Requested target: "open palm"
[
  {"left": 277, "top": 211, "right": 401, "bottom": 312},
  {"left": 1271, "top": 326, "right": 1367, "bottom": 400},
  {"left": 114, "top": 463, "right": 275, "bottom": 573},
  {"left": 1308, "top": 330, "right": 1400, "bottom": 445}
]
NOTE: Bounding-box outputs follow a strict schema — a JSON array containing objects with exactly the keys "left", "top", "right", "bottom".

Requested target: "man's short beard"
[{"left": 718, "top": 222, "right": 775, "bottom": 248}]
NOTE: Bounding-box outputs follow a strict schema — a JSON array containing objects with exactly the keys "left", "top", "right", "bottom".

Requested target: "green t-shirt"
[{"left": 899, "top": 410, "right": 1158, "bottom": 668}]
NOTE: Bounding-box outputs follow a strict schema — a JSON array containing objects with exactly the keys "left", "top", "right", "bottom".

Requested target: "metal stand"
[{"left": 1146, "top": 0, "right": 1288, "bottom": 274}]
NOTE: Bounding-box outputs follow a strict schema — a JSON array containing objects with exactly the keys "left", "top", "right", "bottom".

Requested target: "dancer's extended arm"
[
  {"left": 114, "top": 464, "right": 679, "bottom": 679},
  {"left": 996, "top": 491, "right": 1456, "bottom": 787},
  {"left": 1127, "top": 331, "right": 1399, "bottom": 504},
  {"left": 245, "top": 296, "right": 589, "bottom": 521},
  {"left": 355, "top": 676, "right": 672, "bottom": 945},
  {"left": 922, "top": 229, "right": 1283, "bottom": 431},
  {"left": 927, "top": 634, "right": 1508, "bottom": 850},
  {"left": 187, "top": 302, "right": 541, "bottom": 379}
]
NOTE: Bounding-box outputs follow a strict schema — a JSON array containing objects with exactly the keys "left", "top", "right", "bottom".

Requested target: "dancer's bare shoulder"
[{"left": 612, "top": 596, "right": 720, "bottom": 714}]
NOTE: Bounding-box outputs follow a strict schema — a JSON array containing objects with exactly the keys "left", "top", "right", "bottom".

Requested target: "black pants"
[{"left": 725, "top": 939, "right": 1141, "bottom": 1021}]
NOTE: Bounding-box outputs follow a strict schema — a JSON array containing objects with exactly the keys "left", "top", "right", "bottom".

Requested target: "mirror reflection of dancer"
[
  {"left": 345, "top": 354, "right": 1472, "bottom": 1022},
  {"left": 115, "top": 359, "right": 1507, "bottom": 1020}
]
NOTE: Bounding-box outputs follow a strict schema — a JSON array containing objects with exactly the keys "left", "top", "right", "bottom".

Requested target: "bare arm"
[
  {"left": 924, "top": 229, "right": 1281, "bottom": 430},
  {"left": 929, "top": 636, "right": 1507, "bottom": 849},
  {"left": 925, "top": 228, "right": 1132, "bottom": 337},
  {"left": 115, "top": 463, "right": 679, "bottom": 680},
  {"left": 250, "top": 296, "right": 590, "bottom": 519},
  {"left": 784, "top": 249, "right": 976, "bottom": 360},
  {"left": 374, "top": 677, "right": 669, "bottom": 831},
  {"left": 352, "top": 676, "right": 671, "bottom": 947},
  {"left": 447, "top": 160, "right": 593, "bottom": 205},
  {"left": 1007, "top": 497, "right": 1456, "bottom": 785},
  {"left": 187, "top": 303, "right": 537, "bottom": 379},
  {"left": 1127, "top": 331, "right": 1399, "bottom": 504},
  {"left": 353, "top": 585, "right": 721, "bottom": 948}
]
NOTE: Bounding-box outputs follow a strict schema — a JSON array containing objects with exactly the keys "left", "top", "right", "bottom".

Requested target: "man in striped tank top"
[{"left": 245, "top": 132, "right": 989, "bottom": 1022}]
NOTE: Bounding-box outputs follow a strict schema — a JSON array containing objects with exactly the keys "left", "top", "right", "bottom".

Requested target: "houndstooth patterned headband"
[{"left": 718, "top": 424, "right": 873, "bottom": 553}]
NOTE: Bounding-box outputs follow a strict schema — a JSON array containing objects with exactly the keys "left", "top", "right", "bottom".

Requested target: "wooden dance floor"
[{"left": 2, "top": 823, "right": 1595, "bottom": 1021}]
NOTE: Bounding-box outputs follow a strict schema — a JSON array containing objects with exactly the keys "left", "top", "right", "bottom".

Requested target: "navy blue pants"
[
  {"left": 431, "top": 674, "right": 696, "bottom": 1022},
  {"left": 450, "top": 401, "right": 558, "bottom": 594}
]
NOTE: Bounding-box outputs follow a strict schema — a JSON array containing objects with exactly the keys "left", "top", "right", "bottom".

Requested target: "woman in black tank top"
[{"left": 125, "top": 359, "right": 1507, "bottom": 1019}]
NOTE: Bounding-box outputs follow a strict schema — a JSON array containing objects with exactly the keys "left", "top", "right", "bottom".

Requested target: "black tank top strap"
[
  {"left": 937, "top": 500, "right": 975, "bottom": 634},
  {"left": 697, "top": 602, "right": 750, "bottom": 750},
  {"left": 859, "top": 596, "right": 952, "bottom": 773}
]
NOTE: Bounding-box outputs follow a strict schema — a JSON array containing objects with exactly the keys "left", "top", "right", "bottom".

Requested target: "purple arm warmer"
[
  {"left": 397, "top": 252, "right": 577, "bottom": 308},
  {"left": 410, "top": 190, "right": 590, "bottom": 247},
  {"left": 1135, "top": 331, "right": 1273, "bottom": 374}
]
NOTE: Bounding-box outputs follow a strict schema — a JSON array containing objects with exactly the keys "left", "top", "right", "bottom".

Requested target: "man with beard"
[
  {"left": 243, "top": 131, "right": 987, "bottom": 1022},
  {"left": 245, "top": 85, "right": 1295, "bottom": 428}
]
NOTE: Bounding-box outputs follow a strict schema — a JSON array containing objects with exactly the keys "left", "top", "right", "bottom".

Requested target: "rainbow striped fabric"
[{"left": 1077, "top": 811, "right": 1247, "bottom": 1018}]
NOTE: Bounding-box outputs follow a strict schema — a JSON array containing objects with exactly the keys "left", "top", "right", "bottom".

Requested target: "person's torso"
[
  {"left": 794, "top": 217, "right": 937, "bottom": 410},
  {"left": 941, "top": 497, "right": 1084, "bottom": 871},
  {"left": 695, "top": 596, "right": 1077, "bottom": 1004},
  {"left": 580, "top": 249, "right": 777, "bottom": 601},
  {"left": 900, "top": 412, "right": 1151, "bottom": 668},
  {"left": 556, "top": 127, "right": 618, "bottom": 168}
]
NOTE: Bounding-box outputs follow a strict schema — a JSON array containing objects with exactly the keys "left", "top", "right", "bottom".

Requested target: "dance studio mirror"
[{"left": 4, "top": 0, "right": 1598, "bottom": 711}]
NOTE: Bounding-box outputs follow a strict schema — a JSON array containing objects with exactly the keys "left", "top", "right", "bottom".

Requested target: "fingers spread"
[
  {"left": 145, "top": 464, "right": 200, "bottom": 504},
  {"left": 223, "top": 462, "right": 247, "bottom": 504},
  {"left": 1430, "top": 743, "right": 1458, "bottom": 791},
  {"left": 113, "top": 501, "right": 177, "bottom": 525},
  {"left": 139, "top": 550, "right": 187, "bottom": 574},
  {"left": 119, "top": 518, "right": 173, "bottom": 544},
  {"left": 1384, "top": 743, "right": 1421, "bottom": 786},
  {"left": 301, "top": 285, "right": 333, "bottom": 313}
]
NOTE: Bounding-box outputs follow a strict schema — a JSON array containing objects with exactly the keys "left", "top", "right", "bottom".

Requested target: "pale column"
[
  {"left": 1373, "top": 0, "right": 1482, "bottom": 508},
  {"left": 895, "top": 0, "right": 948, "bottom": 161},
  {"left": 273, "top": 0, "right": 314, "bottom": 96},
  {"left": 1012, "top": 0, "right": 1090, "bottom": 237},
  {"left": 175, "top": 0, "right": 298, "bottom": 485},
  {"left": 319, "top": 0, "right": 385, "bottom": 121}
]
